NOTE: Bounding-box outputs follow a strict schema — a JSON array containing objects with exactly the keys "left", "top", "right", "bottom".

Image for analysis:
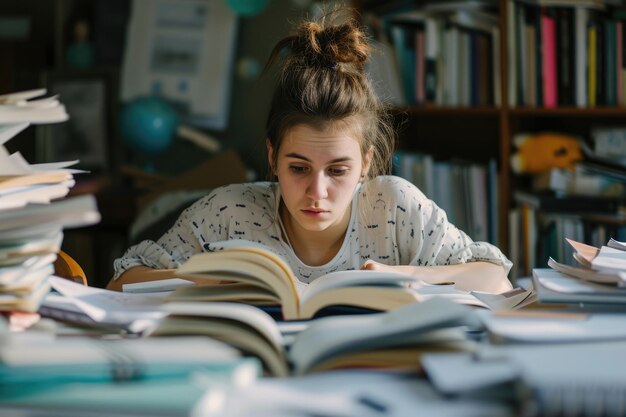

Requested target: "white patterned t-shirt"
[{"left": 113, "top": 176, "right": 512, "bottom": 283}]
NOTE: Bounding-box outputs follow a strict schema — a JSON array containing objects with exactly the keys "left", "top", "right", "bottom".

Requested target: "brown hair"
[{"left": 264, "top": 9, "right": 395, "bottom": 180}]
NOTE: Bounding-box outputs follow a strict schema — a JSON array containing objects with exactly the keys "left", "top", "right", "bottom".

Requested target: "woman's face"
[{"left": 268, "top": 123, "right": 369, "bottom": 234}]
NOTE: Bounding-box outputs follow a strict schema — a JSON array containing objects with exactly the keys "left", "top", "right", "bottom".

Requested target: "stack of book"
[
  {"left": 0, "top": 89, "right": 100, "bottom": 313},
  {"left": 532, "top": 237, "right": 626, "bottom": 306},
  {"left": 0, "top": 335, "right": 258, "bottom": 415}
]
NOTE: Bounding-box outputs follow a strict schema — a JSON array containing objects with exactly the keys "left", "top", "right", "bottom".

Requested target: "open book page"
[
  {"left": 591, "top": 245, "right": 626, "bottom": 273},
  {"left": 548, "top": 257, "right": 626, "bottom": 286},
  {"left": 608, "top": 238, "right": 626, "bottom": 251},
  {"left": 151, "top": 301, "right": 289, "bottom": 377},
  {"left": 176, "top": 244, "right": 301, "bottom": 319},
  {"left": 288, "top": 297, "right": 481, "bottom": 375},
  {"left": 297, "top": 269, "right": 423, "bottom": 319},
  {"left": 565, "top": 238, "right": 598, "bottom": 267},
  {"left": 47, "top": 276, "right": 168, "bottom": 333},
  {"left": 151, "top": 298, "right": 481, "bottom": 377},
  {"left": 533, "top": 268, "right": 626, "bottom": 305},
  {"left": 123, "top": 278, "right": 196, "bottom": 294},
  {"left": 471, "top": 286, "right": 536, "bottom": 311}
]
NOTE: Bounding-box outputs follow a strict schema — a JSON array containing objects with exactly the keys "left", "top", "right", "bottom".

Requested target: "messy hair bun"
[
  {"left": 282, "top": 16, "right": 371, "bottom": 71},
  {"left": 265, "top": 9, "right": 395, "bottom": 180}
]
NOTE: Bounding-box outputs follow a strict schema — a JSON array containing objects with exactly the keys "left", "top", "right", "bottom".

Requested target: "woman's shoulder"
[
  {"left": 187, "top": 181, "right": 278, "bottom": 212},
  {"left": 362, "top": 175, "right": 427, "bottom": 200}
]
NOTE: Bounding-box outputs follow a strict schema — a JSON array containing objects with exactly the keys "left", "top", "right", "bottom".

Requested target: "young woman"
[{"left": 107, "top": 13, "right": 512, "bottom": 293}]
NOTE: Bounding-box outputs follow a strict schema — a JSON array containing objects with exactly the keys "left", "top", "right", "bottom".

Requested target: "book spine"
[
  {"left": 588, "top": 21, "right": 597, "bottom": 107},
  {"left": 605, "top": 19, "right": 617, "bottom": 106},
  {"left": 509, "top": 1, "right": 518, "bottom": 106},
  {"left": 575, "top": 7, "right": 589, "bottom": 107},
  {"left": 556, "top": 8, "right": 575, "bottom": 106},
  {"left": 535, "top": 6, "right": 544, "bottom": 107},
  {"left": 622, "top": 15, "right": 626, "bottom": 106},
  {"left": 595, "top": 15, "right": 605, "bottom": 106},
  {"left": 617, "top": 21, "right": 622, "bottom": 106},
  {"left": 542, "top": 8, "right": 558, "bottom": 108},
  {"left": 416, "top": 29, "right": 426, "bottom": 104},
  {"left": 424, "top": 18, "right": 438, "bottom": 103}
]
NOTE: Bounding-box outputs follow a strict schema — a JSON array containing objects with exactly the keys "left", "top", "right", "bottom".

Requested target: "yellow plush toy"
[{"left": 510, "top": 132, "right": 583, "bottom": 174}]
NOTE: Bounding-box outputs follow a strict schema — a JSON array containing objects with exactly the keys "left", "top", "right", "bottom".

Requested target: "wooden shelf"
[{"left": 359, "top": 0, "right": 626, "bottom": 270}]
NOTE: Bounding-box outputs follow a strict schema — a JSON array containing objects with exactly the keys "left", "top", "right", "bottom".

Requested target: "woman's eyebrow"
[{"left": 285, "top": 152, "right": 354, "bottom": 163}]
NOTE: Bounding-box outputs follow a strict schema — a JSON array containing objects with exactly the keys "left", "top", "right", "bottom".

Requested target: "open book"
[
  {"left": 170, "top": 242, "right": 527, "bottom": 320},
  {"left": 544, "top": 238, "right": 626, "bottom": 286},
  {"left": 148, "top": 297, "right": 480, "bottom": 377}
]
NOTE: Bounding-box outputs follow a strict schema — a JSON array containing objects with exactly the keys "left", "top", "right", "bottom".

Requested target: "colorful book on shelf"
[
  {"left": 575, "top": 7, "right": 589, "bottom": 107},
  {"left": 515, "top": 0, "right": 610, "bottom": 10},
  {"left": 148, "top": 297, "right": 480, "bottom": 377},
  {"left": 541, "top": 8, "right": 558, "bottom": 107},
  {"left": 556, "top": 8, "right": 576, "bottom": 106}
]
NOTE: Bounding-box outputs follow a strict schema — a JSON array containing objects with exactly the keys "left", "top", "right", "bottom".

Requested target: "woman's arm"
[
  {"left": 361, "top": 260, "right": 513, "bottom": 294},
  {"left": 106, "top": 266, "right": 221, "bottom": 292}
]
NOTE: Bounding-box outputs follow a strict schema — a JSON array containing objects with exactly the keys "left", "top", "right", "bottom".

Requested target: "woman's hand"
[{"left": 361, "top": 260, "right": 513, "bottom": 294}]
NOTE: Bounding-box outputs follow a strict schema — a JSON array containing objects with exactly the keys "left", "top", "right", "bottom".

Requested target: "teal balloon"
[
  {"left": 226, "top": 0, "right": 270, "bottom": 16},
  {"left": 119, "top": 97, "right": 179, "bottom": 155}
]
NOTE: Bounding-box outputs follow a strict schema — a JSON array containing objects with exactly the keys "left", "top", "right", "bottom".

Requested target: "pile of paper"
[
  {"left": 532, "top": 237, "right": 626, "bottom": 306},
  {"left": 0, "top": 89, "right": 100, "bottom": 313}
]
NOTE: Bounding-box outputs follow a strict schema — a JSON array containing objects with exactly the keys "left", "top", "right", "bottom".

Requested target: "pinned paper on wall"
[{"left": 120, "top": 0, "right": 238, "bottom": 130}]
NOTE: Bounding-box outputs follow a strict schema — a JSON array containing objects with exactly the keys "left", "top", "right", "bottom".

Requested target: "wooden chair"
[{"left": 53, "top": 250, "right": 88, "bottom": 286}]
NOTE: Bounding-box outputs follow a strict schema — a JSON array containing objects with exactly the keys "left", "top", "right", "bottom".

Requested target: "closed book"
[
  {"left": 604, "top": 19, "right": 617, "bottom": 106},
  {"left": 575, "top": 7, "right": 589, "bottom": 107},
  {"left": 542, "top": 8, "right": 558, "bottom": 107},
  {"left": 556, "top": 7, "right": 575, "bottom": 105}
]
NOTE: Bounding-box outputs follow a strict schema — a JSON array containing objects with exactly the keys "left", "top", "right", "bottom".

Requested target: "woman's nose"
[{"left": 306, "top": 172, "right": 329, "bottom": 200}]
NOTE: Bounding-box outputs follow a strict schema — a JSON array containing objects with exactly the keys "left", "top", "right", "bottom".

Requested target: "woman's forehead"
[{"left": 281, "top": 124, "right": 362, "bottom": 152}]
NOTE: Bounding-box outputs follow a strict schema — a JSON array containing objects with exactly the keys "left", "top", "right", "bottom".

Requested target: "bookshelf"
[{"left": 356, "top": 0, "right": 626, "bottom": 279}]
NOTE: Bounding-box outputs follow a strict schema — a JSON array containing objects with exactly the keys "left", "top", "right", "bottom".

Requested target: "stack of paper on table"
[
  {"left": 0, "top": 90, "right": 99, "bottom": 313},
  {"left": 0, "top": 89, "right": 68, "bottom": 124},
  {"left": 215, "top": 369, "right": 514, "bottom": 417},
  {"left": 531, "top": 237, "right": 626, "bottom": 307},
  {"left": 0, "top": 333, "right": 260, "bottom": 416},
  {"left": 422, "top": 340, "right": 626, "bottom": 416},
  {"left": 40, "top": 276, "right": 169, "bottom": 334}
]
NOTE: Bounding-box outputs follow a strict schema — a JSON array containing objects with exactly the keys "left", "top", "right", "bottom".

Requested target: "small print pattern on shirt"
[{"left": 114, "top": 176, "right": 512, "bottom": 283}]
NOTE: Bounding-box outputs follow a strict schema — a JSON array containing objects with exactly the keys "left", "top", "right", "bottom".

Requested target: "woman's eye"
[
  {"left": 329, "top": 168, "right": 348, "bottom": 176},
  {"left": 289, "top": 165, "right": 309, "bottom": 174}
]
